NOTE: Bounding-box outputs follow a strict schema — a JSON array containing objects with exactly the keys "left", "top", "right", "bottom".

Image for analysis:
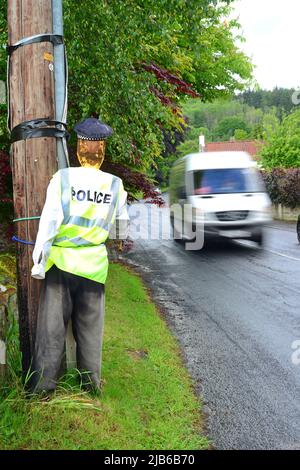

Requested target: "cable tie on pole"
[
  {"left": 13, "top": 216, "right": 41, "bottom": 223},
  {"left": 12, "top": 236, "right": 35, "bottom": 246},
  {"left": 7, "top": 33, "right": 64, "bottom": 55}
]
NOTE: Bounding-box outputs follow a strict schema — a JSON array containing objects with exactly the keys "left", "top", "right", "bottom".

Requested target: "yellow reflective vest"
[{"left": 32, "top": 167, "right": 128, "bottom": 284}]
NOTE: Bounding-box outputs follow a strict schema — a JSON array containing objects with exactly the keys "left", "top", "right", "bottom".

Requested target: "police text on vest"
[{"left": 72, "top": 187, "right": 112, "bottom": 204}]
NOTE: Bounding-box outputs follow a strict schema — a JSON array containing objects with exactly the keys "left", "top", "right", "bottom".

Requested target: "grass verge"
[{"left": 0, "top": 259, "right": 209, "bottom": 450}]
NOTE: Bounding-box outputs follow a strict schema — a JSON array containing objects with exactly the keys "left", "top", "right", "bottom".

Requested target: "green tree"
[
  {"left": 188, "top": 126, "right": 211, "bottom": 141},
  {"left": 260, "top": 108, "right": 300, "bottom": 168},
  {"left": 0, "top": 0, "right": 253, "bottom": 190},
  {"left": 182, "top": 97, "right": 263, "bottom": 136},
  {"left": 234, "top": 129, "right": 249, "bottom": 140},
  {"left": 62, "top": 0, "right": 253, "bottom": 171},
  {"left": 261, "top": 109, "right": 280, "bottom": 140},
  {"left": 214, "top": 116, "right": 250, "bottom": 141},
  {"left": 238, "top": 87, "right": 298, "bottom": 118},
  {"left": 176, "top": 139, "right": 199, "bottom": 158}
]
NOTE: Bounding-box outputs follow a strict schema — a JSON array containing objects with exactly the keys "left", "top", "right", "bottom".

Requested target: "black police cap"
[{"left": 74, "top": 117, "right": 113, "bottom": 141}]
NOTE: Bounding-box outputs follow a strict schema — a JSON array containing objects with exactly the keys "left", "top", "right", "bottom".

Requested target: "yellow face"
[{"left": 77, "top": 139, "right": 106, "bottom": 169}]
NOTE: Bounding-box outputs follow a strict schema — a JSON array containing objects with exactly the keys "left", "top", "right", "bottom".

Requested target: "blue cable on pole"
[
  {"left": 12, "top": 236, "right": 35, "bottom": 246},
  {"left": 12, "top": 216, "right": 39, "bottom": 245}
]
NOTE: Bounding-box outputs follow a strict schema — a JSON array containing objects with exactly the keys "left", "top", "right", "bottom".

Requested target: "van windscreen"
[{"left": 193, "top": 168, "right": 265, "bottom": 195}]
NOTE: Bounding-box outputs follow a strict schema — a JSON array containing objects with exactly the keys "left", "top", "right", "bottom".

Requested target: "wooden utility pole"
[{"left": 8, "top": 0, "right": 58, "bottom": 375}]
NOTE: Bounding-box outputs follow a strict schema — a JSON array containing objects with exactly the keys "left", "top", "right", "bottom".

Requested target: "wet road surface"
[{"left": 122, "top": 202, "right": 300, "bottom": 450}]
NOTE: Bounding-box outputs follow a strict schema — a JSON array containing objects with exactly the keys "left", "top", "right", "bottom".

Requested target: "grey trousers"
[{"left": 30, "top": 265, "right": 105, "bottom": 392}]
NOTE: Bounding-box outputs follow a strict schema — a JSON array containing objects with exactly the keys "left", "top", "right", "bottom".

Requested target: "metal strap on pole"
[
  {"left": 7, "top": 33, "right": 64, "bottom": 55},
  {"left": 52, "top": 0, "right": 70, "bottom": 169},
  {"left": 10, "top": 118, "right": 69, "bottom": 143},
  {"left": 6, "top": 33, "right": 69, "bottom": 157}
]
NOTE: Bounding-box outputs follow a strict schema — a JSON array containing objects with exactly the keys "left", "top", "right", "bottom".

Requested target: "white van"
[{"left": 169, "top": 151, "right": 272, "bottom": 246}]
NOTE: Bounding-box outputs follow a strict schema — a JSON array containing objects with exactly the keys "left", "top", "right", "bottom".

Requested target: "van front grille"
[{"left": 216, "top": 211, "right": 249, "bottom": 222}]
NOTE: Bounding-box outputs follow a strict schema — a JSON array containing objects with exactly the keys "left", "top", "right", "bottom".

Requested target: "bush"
[
  {"left": 0, "top": 150, "right": 12, "bottom": 202},
  {"left": 260, "top": 108, "right": 300, "bottom": 168},
  {"left": 261, "top": 168, "right": 300, "bottom": 209}
]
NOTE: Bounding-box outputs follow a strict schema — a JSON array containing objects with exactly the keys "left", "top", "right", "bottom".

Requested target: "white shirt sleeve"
[
  {"left": 31, "top": 172, "right": 64, "bottom": 280},
  {"left": 109, "top": 180, "right": 129, "bottom": 240},
  {"left": 116, "top": 181, "right": 130, "bottom": 221}
]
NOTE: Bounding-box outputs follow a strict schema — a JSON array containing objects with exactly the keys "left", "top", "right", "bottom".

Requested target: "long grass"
[{"left": 0, "top": 259, "right": 210, "bottom": 450}]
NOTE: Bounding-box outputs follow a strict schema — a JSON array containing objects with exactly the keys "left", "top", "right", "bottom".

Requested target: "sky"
[{"left": 232, "top": 0, "right": 300, "bottom": 90}]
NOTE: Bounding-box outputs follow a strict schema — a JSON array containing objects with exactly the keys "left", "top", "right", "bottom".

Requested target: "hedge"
[{"left": 261, "top": 168, "right": 300, "bottom": 209}]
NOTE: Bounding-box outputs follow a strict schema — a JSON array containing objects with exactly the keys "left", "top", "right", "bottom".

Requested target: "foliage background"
[
  {"left": 62, "top": 0, "right": 252, "bottom": 172},
  {"left": 261, "top": 169, "right": 300, "bottom": 209},
  {"left": 0, "top": 0, "right": 252, "bottom": 173},
  {"left": 260, "top": 109, "right": 300, "bottom": 169},
  {"left": 178, "top": 87, "right": 298, "bottom": 155},
  {"left": 157, "top": 88, "right": 297, "bottom": 184},
  {"left": 0, "top": 0, "right": 256, "bottom": 241}
]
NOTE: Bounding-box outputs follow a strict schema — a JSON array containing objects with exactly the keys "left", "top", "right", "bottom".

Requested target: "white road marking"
[
  {"left": 263, "top": 248, "right": 300, "bottom": 262},
  {"left": 236, "top": 239, "right": 300, "bottom": 262}
]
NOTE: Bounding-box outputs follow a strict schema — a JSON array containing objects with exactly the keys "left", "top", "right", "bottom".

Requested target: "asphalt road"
[{"left": 122, "top": 200, "right": 300, "bottom": 450}]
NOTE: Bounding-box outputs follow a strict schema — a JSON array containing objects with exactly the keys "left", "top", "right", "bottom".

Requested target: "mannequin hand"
[{"left": 31, "top": 264, "right": 45, "bottom": 280}]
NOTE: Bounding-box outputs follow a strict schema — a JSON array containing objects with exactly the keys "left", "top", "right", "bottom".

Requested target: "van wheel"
[{"left": 251, "top": 229, "right": 264, "bottom": 247}]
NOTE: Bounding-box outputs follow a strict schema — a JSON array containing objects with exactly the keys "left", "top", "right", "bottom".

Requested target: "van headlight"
[
  {"left": 251, "top": 208, "right": 272, "bottom": 220},
  {"left": 204, "top": 212, "right": 215, "bottom": 222}
]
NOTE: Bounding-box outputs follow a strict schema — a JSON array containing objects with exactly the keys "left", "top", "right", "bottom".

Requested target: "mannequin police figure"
[{"left": 30, "top": 118, "right": 129, "bottom": 392}]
